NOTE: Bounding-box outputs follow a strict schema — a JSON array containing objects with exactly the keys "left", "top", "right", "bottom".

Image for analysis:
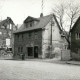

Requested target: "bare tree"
[
  {"left": 66, "top": 3, "right": 80, "bottom": 34},
  {"left": 52, "top": 2, "right": 80, "bottom": 31},
  {"left": 52, "top": 4, "right": 67, "bottom": 31},
  {"left": 52, "top": 2, "right": 80, "bottom": 49}
]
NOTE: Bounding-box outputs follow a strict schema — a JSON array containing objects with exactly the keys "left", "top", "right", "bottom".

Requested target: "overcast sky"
[{"left": 0, "top": 0, "right": 80, "bottom": 26}]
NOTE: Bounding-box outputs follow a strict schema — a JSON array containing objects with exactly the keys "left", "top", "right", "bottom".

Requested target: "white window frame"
[{"left": 75, "top": 33, "right": 80, "bottom": 39}]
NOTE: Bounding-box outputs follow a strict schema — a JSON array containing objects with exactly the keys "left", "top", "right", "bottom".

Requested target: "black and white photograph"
[{"left": 0, "top": 0, "right": 80, "bottom": 80}]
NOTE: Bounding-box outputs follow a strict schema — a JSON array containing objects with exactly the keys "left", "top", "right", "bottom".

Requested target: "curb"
[{"left": 66, "top": 61, "right": 80, "bottom": 65}]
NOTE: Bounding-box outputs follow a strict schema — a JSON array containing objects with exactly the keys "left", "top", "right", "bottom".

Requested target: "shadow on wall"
[
  {"left": 45, "top": 47, "right": 71, "bottom": 61},
  {"left": 53, "top": 47, "right": 61, "bottom": 58},
  {"left": 44, "top": 47, "right": 61, "bottom": 58}
]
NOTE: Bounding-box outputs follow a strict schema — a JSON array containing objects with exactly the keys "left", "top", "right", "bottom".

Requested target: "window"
[
  {"left": 75, "top": 33, "right": 80, "bottom": 39},
  {"left": 28, "top": 23, "right": 31, "bottom": 27},
  {"left": 18, "top": 47, "right": 20, "bottom": 52},
  {"left": 28, "top": 33, "right": 31, "bottom": 38},
  {"left": 28, "top": 47, "right": 33, "bottom": 56},
  {"left": 10, "top": 24, "right": 12, "bottom": 29},
  {"left": 30, "top": 22, "right": 32, "bottom": 27},
  {"left": 22, "top": 34, "right": 24, "bottom": 41},
  {"left": 34, "top": 32, "right": 38, "bottom": 39},
  {"left": 7, "top": 25, "right": 10, "bottom": 29},
  {"left": 21, "top": 47, "right": 23, "bottom": 52},
  {"left": 15, "top": 34, "right": 17, "bottom": 40},
  {"left": 8, "top": 31, "right": 11, "bottom": 38},
  {"left": 18, "top": 47, "right": 23, "bottom": 53},
  {"left": 17, "top": 34, "right": 20, "bottom": 41},
  {"left": 26, "top": 23, "right": 28, "bottom": 28}
]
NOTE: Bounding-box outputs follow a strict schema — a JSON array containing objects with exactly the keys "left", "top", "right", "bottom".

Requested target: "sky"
[{"left": 0, "top": 0, "right": 80, "bottom": 30}]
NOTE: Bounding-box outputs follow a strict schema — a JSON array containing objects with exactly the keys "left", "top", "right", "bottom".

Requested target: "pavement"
[
  {"left": 24, "top": 58, "right": 80, "bottom": 66},
  {"left": 36, "top": 58, "right": 67, "bottom": 64},
  {"left": 1, "top": 59, "right": 80, "bottom": 80},
  {"left": 13, "top": 57, "right": 68, "bottom": 64},
  {"left": 0, "top": 57, "right": 80, "bottom": 80},
  {"left": 66, "top": 60, "right": 80, "bottom": 65},
  {"left": 41, "top": 58, "right": 80, "bottom": 65},
  {"left": 1, "top": 54, "right": 80, "bottom": 66}
]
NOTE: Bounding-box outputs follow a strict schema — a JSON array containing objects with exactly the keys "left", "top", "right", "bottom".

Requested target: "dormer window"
[
  {"left": 22, "top": 34, "right": 24, "bottom": 41},
  {"left": 24, "top": 16, "right": 39, "bottom": 28},
  {"left": 26, "top": 21, "right": 33, "bottom": 28},
  {"left": 30, "top": 22, "right": 32, "bottom": 27}
]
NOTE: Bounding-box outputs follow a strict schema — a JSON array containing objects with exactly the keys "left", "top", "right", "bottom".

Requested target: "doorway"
[
  {"left": 34, "top": 46, "right": 38, "bottom": 58},
  {"left": 27, "top": 47, "right": 33, "bottom": 56}
]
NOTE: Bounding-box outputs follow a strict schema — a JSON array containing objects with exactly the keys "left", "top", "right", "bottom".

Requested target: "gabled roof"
[
  {"left": 70, "top": 16, "right": 80, "bottom": 32},
  {"left": 13, "top": 14, "right": 62, "bottom": 34},
  {"left": 0, "top": 17, "right": 14, "bottom": 27},
  {"left": 24, "top": 16, "right": 39, "bottom": 23}
]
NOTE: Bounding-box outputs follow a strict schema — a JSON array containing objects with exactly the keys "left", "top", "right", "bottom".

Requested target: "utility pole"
[
  {"left": 41, "top": 0, "right": 43, "bottom": 13},
  {"left": 50, "top": 20, "right": 53, "bottom": 58}
]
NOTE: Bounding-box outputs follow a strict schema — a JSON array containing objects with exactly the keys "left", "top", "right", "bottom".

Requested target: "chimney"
[
  {"left": 7, "top": 17, "right": 11, "bottom": 20},
  {"left": 40, "top": 13, "right": 43, "bottom": 17}
]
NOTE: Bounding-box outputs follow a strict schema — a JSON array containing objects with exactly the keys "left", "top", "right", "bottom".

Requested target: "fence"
[{"left": 61, "top": 50, "right": 71, "bottom": 61}]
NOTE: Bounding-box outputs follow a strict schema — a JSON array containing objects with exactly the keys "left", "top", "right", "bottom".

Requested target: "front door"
[
  {"left": 34, "top": 46, "right": 38, "bottom": 58},
  {"left": 27, "top": 47, "right": 33, "bottom": 56}
]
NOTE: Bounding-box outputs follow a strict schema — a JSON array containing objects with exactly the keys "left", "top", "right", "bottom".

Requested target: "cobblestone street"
[{"left": 0, "top": 59, "right": 80, "bottom": 80}]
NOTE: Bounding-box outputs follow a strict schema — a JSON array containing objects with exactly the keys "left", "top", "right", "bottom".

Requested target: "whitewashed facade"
[{"left": 42, "top": 17, "right": 68, "bottom": 58}]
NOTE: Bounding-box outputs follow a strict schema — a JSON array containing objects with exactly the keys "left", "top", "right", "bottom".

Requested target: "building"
[
  {"left": 71, "top": 16, "right": 80, "bottom": 60},
  {"left": 0, "top": 17, "right": 17, "bottom": 50},
  {"left": 13, "top": 14, "right": 68, "bottom": 59}
]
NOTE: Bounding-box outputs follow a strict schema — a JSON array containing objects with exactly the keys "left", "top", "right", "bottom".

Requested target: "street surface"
[{"left": 0, "top": 59, "right": 80, "bottom": 80}]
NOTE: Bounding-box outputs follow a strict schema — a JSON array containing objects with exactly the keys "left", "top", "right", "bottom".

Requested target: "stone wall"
[
  {"left": 61, "top": 50, "right": 71, "bottom": 61},
  {"left": 14, "top": 29, "right": 42, "bottom": 59}
]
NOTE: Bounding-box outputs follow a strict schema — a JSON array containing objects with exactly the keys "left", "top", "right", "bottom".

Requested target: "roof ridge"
[{"left": 13, "top": 14, "right": 58, "bottom": 34}]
